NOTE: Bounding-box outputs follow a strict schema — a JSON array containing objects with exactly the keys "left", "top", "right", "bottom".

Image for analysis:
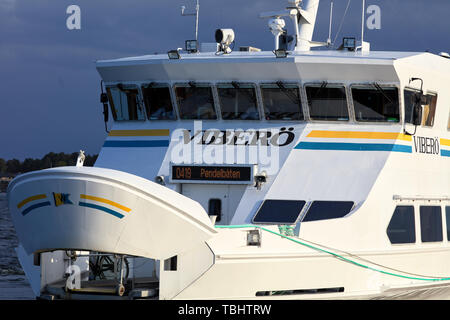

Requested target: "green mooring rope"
[{"left": 215, "top": 224, "right": 450, "bottom": 282}]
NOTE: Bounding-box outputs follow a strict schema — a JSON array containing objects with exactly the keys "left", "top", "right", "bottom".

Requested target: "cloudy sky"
[{"left": 0, "top": 0, "right": 449, "bottom": 160}]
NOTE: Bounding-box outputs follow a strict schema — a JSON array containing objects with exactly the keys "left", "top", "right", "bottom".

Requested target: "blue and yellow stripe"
[
  {"left": 78, "top": 194, "right": 131, "bottom": 219},
  {"left": 441, "top": 138, "right": 450, "bottom": 157},
  {"left": 103, "top": 129, "right": 170, "bottom": 148},
  {"left": 17, "top": 194, "right": 51, "bottom": 216},
  {"left": 295, "top": 130, "right": 412, "bottom": 153}
]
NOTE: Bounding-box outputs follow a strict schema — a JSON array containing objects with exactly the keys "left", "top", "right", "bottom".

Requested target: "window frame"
[
  {"left": 141, "top": 82, "right": 178, "bottom": 121},
  {"left": 386, "top": 205, "right": 416, "bottom": 245},
  {"left": 252, "top": 199, "right": 307, "bottom": 225},
  {"left": 421, "top": 91, "right": 438, "bottom": 128},
  {"left": 105, "top": 84, "right": 146, "bottom": 122},
  {"left": 349, "top": 83, "right": 401, "bottom": 124},
  {"left": 303, "top": 82, "right": 351, "bottom": 123},
  {"left": 259, "top": 82, "right": 305, "bottom": 122},
  {"left": 419, "top": 205, "right": 443, "bottom": 243},
  {"left": 173, "top": 82, "right": 218, "bottom": 121},
  {"left": 215, "top": 82, "right": 261, "bottom": 121}
]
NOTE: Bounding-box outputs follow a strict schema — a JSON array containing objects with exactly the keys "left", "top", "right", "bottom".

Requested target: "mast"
[{"left": 296, "top": 0, "right": 320, "bottom": 51}]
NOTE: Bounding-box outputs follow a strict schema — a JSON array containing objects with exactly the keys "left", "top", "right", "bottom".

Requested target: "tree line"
[{"left": 0, "top": 152, "right": 98, "bottom": 176}]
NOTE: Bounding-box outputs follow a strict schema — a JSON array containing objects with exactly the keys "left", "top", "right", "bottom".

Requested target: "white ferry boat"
[{"left": 7, "top": 0, "right": 450, "bottom": 299}]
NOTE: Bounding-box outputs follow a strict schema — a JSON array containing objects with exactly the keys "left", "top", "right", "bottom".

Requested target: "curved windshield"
[
  {"left": 175, "top": 84, "right": 217, "bottom": 120},
  {"left": 217, "top": 83, "right": 259, "bottom": 120},
  {"left": 261, "top": 83, "right": 303, "bottom": 120}
]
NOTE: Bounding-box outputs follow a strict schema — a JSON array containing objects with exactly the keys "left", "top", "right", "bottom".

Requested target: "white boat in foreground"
[{"left": 8, "top": 0, "right": 450, "bottom": 299}]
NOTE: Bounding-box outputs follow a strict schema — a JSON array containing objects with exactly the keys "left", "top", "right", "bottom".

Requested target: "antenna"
[
  {"left": 327, "top": 0, "right": 334, "bottom": 46},
  {"left": 361, "top": 0, "right": 365, "bottom": 44},
  {"left": 181, "top": 0, "right": 200, "bottom": 43}
]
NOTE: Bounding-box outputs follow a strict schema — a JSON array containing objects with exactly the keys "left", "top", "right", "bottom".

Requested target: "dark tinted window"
[
  {"left": 261, "top": 83, "right": 304, "bottom": 120},
  {"left": 208, "top": 199, "right": 222, "bottom": 222},
  {"left": 305, "top": 85, "right": 349, "bottom": 121},
  {"left": 217, "top": 83, "right": 259, "bottom": 120},
  {"left": 387, "top": 206, "right": 415, "bottom": 244},
  {"left": 404, "top": 89, "right": 418, "bottom": 125},
  {"left": 446, "top": 207, "right": 450, "bottom": 240},
  {"left": 253, "top": 200, "right": 306, "bottom": 224},
  {"left": 352, "top": 86, "right": 399, "bottom": 122},
  {"left": 142, "top": 85, "right": 176, "bottom": 120},
  {"left": 175, "top": 85, "right": 216, "bottom": 119},
  {"left": 302, "top": 201, "right": 354, "bottom": 222},
  {"left": 420, "top": 206, "right": 442, "bottom": 242}
]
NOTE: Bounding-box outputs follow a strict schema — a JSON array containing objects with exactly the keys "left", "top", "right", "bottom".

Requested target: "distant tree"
[
  {"left": 6, "top": 159, "right": 21, "bottom": 174},
  {"left": 0, "top": 158, "right": 6, "bottom": 174}
]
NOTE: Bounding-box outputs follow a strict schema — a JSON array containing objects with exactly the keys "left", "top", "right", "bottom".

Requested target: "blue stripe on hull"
[
  {"left": 21, "top": 201, "right": 52, "bottom": 216},
  {"left": 295, "top": 142, "right": 412, "bottom": 153},
  {"left": 79, "top": 202, "right": 124, "bottom": 219}
]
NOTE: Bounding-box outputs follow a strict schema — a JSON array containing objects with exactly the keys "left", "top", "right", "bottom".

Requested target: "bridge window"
[
  {"left": 420, "top": 206, "right": 442, "bottom": 242},
  {"left": 217, "top": 82, "right": 259, "bottom": 120},
  {"left": 302, "top": 201, "right": 354, "bottom": 222},
  {"left": 352, "top": 85, "right": 399, "bottom": 122},
  {"left": 421, "top": 93, "right": 437, "bottom": 127},
  {"left": 261, "top": 82, "right": 304, "bottom": 120},
  {"left": 252, "top": 200, "right": 306, "bottom": 224},
  {"left": 142, "top": 84, "right": 176, "bottom": 120},
  {"left": 175, "top": 83, "right": 216, "bottom": 120},
  {"left": 305, "top": 84, "right": 349, "bottom": 121},
  {"left": 106, "top": 85, "right": 145, "bottom": 121},
  {"left": 404, "top": 89, "right": 418, "bottom": 125},
  {"left": 387, "top": 206, "right": 415, "bottom": 244}
]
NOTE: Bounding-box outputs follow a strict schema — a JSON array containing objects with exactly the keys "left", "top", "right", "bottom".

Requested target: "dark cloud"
[{"left": 0, "top": 0, "right": 449, "bottom": 160}]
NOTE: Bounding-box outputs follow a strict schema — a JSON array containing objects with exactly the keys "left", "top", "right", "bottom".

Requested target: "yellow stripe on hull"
[
  {"left": 80, "top": 194, "right": 131, "bottom": 213},
  {"left": 17, "top": 194, "right": 47, "bottom": 209},
  {"left": 307, "top": 130, "right": 412, "bottom": 141},
  {"left": 440, "top": 138, "right": 450, "bottom": 147}
]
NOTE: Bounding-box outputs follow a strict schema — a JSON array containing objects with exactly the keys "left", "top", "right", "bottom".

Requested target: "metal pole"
[
  {"left": 361, "top": 0, "right": 365, "bottom": 44},
  {"left": 195, "top": 0, "right": 199, "bottom": 42},
  {"left": 327, "top": 0, "right": 334, "bottom": 46}
]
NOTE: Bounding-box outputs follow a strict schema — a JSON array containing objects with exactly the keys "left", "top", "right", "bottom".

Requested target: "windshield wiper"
[
  {"left": 276, "top": 81, "right": 301, "bottom": 105},
  {"left": 372, "top": 82, "right": 394, "bottom": 104}
]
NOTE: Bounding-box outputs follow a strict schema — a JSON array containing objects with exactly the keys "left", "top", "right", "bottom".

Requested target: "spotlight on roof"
[
  {"left": 273, "top": 48, "right": 288, "bottom": 58},
  {"left": 168, "top": 49, "right": 181, "bottom": 59},
  {"left": 343, "top": 37, "right": 356, "bottom": 51},
  {"left": 185, "top": 40, "right": 198, "bottom": 53},
  {"left": 215, "top": 28, "right": 235, "bottom": 54}
]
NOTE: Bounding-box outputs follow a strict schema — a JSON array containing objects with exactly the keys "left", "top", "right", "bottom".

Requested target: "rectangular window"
[
  {"left": 352, "top": 85, "right": 399, "bottom": 122},
  {"left": 252, "top": 200, "right": 306, "bottom": 224},
  {"left": 421, "top": 93, "right": 437, "bottom": 127},
  {"left": 420, "top": 206, "right": 442, "bottom": 242},
  {"left": 404, "top": 89, "right": 418, "bottom": 125},
  {"left": 260, "top": 82, "right": 304, "bottom": 120},
  {"left": 175, "top": 84, "right": 216, "bottom": 120},
  {"left": 106, "top": 85, "right": 145, "bottom": 121},
  {"left": 446, "top": 207, "right": 450, "bottom": 240},
  {"left": 217, "top": 83, "right": 259, "bottom": 120},
  {"left": 387, "top": 206, "right": 415, "bottom": 244},
  {"left": 142, "top": 84, "right": 176, "bottom": 120},
  {"left": 302, "top": 201, "right": 354, "bottom": 222},
  {"left": 305, "top": 84, "right": 349, "bottom": 121}
]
